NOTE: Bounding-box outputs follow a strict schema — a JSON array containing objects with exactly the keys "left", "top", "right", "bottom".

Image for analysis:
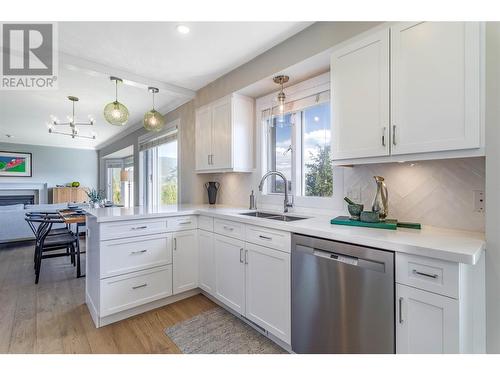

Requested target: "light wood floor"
[{"left": 0, "top": 240, "right": 217, "bottom": 354}]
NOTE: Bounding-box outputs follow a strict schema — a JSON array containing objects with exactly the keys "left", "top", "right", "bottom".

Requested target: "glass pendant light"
[
  {"left": 273, "top": 75, "right": 289, "bottom": 124},
  {"left": 104, "top": 76, "right": 129, "bottom": 126},
  {"left": 143, "top": 87, "right": 165, "bottom": 132}
]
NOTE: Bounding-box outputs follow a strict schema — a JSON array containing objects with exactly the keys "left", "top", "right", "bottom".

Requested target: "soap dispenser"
[{"left": 249, "top": 190, "right": 257, "bottom": 210}]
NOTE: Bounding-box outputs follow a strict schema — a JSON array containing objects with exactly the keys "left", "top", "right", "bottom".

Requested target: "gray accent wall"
[{"left": 0, "top": 142, "right": 98, "bottom": 202}]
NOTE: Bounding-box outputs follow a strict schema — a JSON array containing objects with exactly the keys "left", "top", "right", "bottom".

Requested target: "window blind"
[
  {"left": 261, "top": 90, "right": 330, "bottom": 120},
  {"left": 138, "top": 127, "right": 178, "bottom": 152}
]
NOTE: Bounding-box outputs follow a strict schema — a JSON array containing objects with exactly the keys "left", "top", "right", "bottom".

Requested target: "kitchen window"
[
  {"left": 139, "top": 120, "right": 180, "bottom": 208},
  {"left": 258, "top": 72, "right": 343, "bottom": 211},
  {"left": 264, "top": 93, "right": 332, "bottom": 198}
]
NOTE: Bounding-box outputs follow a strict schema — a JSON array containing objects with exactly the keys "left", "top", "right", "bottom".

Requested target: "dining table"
[{"left": 58, "top": 208, "right": 86, "bottom": 278}]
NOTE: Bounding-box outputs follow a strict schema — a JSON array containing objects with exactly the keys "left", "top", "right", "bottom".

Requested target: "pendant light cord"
[
  {"left": 152, "top": 91, "right": 155, "bottom": 111},
  {"left": 115, "top": 80, "right": 118, "bottom": 102}
]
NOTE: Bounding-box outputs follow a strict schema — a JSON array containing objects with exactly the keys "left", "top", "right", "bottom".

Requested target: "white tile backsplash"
[{"left": 343, "top": 157, "right": 485, "bottom": 232}]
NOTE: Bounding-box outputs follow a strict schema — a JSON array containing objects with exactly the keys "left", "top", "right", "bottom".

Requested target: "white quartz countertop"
[{"left": 85, "top": 205, "right": 485, "bottom": 265}]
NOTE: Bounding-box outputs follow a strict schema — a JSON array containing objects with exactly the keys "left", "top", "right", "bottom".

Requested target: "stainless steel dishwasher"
[{"left": 291, "top": 234, "right": 395, "bottom": 354}]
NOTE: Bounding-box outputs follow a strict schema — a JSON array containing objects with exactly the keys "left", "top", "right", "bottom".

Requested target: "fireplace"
[{"left": 0, "top": 195, "right": 34, "bottom": 206}]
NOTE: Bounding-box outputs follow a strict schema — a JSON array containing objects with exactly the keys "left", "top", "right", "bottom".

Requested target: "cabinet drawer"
[
  {"left": 214, "top": 218, "right": 245, "bottom": 239},
  {"left": 100, "top": 218, "right": 167, "bottom": 240},
  {"left": 245, "top": 225, "right": 291, "bottom": 253},
  {"left": 100, "top": 265, "right": 172, "bottom": 317},
  {"left": 396, "top": 253, "right": 459, "bottom": 298},
  {"left": 167, "top": 215, "right": 197, "bottom": 231},
  {"left": 198, "top": 215, "right": 214, "bottom": 232},
  {"left": 100, "top": 233, "right": 172, "bottom": 278}
]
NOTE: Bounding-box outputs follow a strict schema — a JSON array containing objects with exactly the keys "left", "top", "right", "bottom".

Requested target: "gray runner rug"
[{"left": 164, "top": 307, "right": 287, "bottom": 354}]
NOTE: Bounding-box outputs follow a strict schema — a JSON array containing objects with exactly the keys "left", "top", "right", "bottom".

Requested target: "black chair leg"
[{"left": 35, "top": 246, "right": 42, "bottom": 284}]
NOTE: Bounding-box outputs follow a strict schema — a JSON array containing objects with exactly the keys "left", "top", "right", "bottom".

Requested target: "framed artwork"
[{"left": 0, "top": 151, "right": 32, "bottom": 177}]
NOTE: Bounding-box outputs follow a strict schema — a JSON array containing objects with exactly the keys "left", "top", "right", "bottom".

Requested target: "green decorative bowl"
[
  {"left": 72, "top": 181, "right": 80, "bottom": 187},
  {"left": 348, "top": 203, "right": 364, "bottom": 220}
]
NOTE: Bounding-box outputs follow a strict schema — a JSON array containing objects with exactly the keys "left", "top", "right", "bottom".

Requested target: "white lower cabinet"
[
  {"left": 173, "top": 229, "right": 199, "bottom": 294},
  {"left": 245, "top": 242, "right": 291, "bottom": 343},
  {"left": 214, "top": 233, "right": 246, "bottom": 314},
  {"left": 396, "top": 283, "right": 459, "bottom": 354},
  {"left": 395, "top": 252, "right": 485, "bottom": 353},
  {"left": 100, "top": 265, "right": 173, "bottom": 317},
  {"left": 198, "top": 229, "right": 215, "bottom": 294},
  {"left": 202, "top": 218, "right": 292, "bottom": 345}
]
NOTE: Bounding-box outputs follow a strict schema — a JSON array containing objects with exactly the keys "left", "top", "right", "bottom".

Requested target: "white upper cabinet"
[
  {"left": 331, "top": 29, "right": 390, "bottom": 160},
  {"left": 195, "top": 106, "right": 212, "bottom": 171},
  {"left": 195, "top": 94, "right": 254, "bottom": 173},
  {"left": 331, "top": 22, "right": 483, "bottom": 164},
  {"left": 391, "top": 22, "right": 481, "bottom": 155}
]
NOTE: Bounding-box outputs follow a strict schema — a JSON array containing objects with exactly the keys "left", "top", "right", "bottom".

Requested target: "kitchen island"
[{"left": 85, "top": 205, "right": 486, "bottom": 353}]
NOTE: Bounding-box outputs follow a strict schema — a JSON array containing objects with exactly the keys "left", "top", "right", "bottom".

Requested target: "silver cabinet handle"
[
  {"left": 132, "top": 283, "right": 148, "bottom": 290},
  {"left": 412, "top": 269, "right": 438, "bottom": 279},
  {"left": 131, "top": 249, "right": 147, "bottom": 254},
  {"left": 211, "top": 154, "right": 214, "bottom": 165},
  {"left": 382, "top": 126, "right": 386, "bottom": 147},
  {"left": 392, "top": 125, "right": 397, "bottom": 146},
  {"left": 173, "top": 237, "right": 177, "bottom": 251},
  {"left": 244, "top": 249, "right": 248, "bottom": 264},
  {"left": 399, "top": 297, "right": 404, "bottom": 324},
  {"left": 259, "top": 235, "right": 272, "bottom": 240},
  {"left": 239, "top": 248, "right": 244, "bottom": 263},
  {"left": 179, "top": 221, "right": 192, "bottom": 225},
  {"left": 131, "top": 226, "right": 147, "bottom": 230},
  {"left": 223, "top": 226, "right": 234, "bottom": 231},
  {"left": 208, "top": 154, "right": 211, "bottom": 165}
]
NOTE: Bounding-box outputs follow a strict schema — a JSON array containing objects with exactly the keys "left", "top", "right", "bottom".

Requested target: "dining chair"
[{"left": 25, "top": 215, "right": 78, "bottom": 284}]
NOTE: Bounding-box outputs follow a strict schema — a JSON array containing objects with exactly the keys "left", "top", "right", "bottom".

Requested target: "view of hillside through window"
[{"left": 158, "top": 140, "right": 178, "bottom": 205}]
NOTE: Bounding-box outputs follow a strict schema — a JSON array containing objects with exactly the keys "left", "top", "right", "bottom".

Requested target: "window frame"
[
  {"left": 138, "top": 119, "right": 181, "bottom": 207},
  {"left": 255, "top": 72, "right": 344, "bottom": 212}
]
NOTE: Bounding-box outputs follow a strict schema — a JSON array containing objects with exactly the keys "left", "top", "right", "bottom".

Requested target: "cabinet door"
[
  {"left": 213, "top": 234, "right": 245, "bottom": 314},
  {"left": 211, "top": 98, "right": 232, "bottom": 169},
  {"left": 245, "top": 243, "right": 291, "bottom": 344},
  {"left": 391, "top": 22, "right": 481, "bottom": 155},
  {"left": 172, "top": 230, "right": 198, "bottom": 294},
  {"left": 195, "top": 105, "right": 212, "bottom": 171},
  {"left": 198, "top": 229, "right": 215, "bottom": 295},
  {"left": 331, "top": 29, "right": 390, "bottom": 160},
  {"left": 396, "top": 283, "right": 459, "bottom": 354}
]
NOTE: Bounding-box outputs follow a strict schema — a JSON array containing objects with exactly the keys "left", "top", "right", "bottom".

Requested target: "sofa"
[{"left": 0, "top": 203, "right": 82, "bottom": 243}]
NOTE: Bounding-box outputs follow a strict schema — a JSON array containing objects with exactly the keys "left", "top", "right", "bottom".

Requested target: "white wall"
[
  {"left": 485, "top": 21, "right": 500, "bottom": 354},
  {"left": 0, "top": 142, "right": 98, "bottom": 202}
]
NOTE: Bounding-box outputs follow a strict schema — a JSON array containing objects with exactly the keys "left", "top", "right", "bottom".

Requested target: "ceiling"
[{"left": 0, "top": 22, "right": 312, "bottom": 150}]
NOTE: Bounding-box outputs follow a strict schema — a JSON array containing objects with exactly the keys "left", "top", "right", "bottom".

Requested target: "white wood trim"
[{"left": 255, "top": 72, "right": 344, "bottom": 211}]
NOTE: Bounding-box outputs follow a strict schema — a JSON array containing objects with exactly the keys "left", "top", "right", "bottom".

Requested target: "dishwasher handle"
[
  {"left": 313, "top": 249, "right": 358, "bottom": 265},
  {"left": 313, "top": 248, "right": 386, "bottom": 273}
]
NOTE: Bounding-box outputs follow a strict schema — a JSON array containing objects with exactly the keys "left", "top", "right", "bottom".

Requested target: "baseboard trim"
[{"left": 89, "top": 288, "right": 202, "bottom": 328}]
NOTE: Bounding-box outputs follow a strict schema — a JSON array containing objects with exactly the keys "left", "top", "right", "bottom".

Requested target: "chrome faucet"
[{"left": 258, "top": 171, "right": 293, "bottom": 213}]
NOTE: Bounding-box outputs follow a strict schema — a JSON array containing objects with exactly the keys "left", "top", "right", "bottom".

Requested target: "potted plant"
[{"left": 86, "top": 188, "right": 106, "bottom": 208}]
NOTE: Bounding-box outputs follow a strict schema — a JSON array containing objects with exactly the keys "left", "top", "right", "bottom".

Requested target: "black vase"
[{"left": 204, "top": 181, "right": 220, "bottom": 205}]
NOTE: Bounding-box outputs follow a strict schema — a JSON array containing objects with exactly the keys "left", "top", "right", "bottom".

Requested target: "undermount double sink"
[{"left": 239, "top": 211, "right": 308, "bottom": 222}]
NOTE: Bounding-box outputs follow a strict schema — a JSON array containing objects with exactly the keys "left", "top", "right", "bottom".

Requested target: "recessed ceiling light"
[{"left": 176, "top": 24, "right": 190, "bottom": 34}]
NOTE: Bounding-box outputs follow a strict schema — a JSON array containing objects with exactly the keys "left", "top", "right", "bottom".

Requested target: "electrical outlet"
[{"left": 473, "top": 190, "right": 485, "bottom": 213}]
